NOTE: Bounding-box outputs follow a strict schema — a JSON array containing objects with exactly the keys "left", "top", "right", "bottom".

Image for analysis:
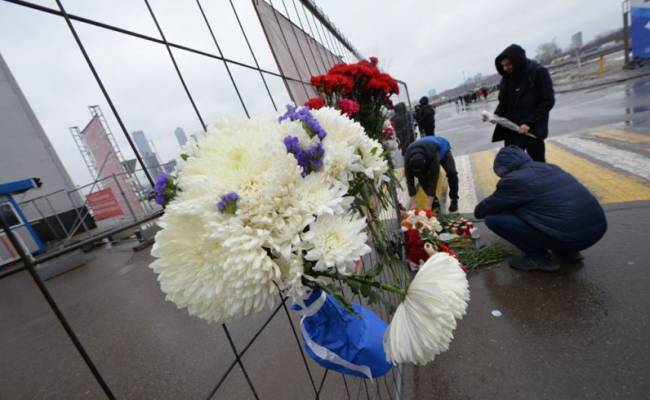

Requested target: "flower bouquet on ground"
[
  {"left": 402, "top": 209, "right": 512, "bottom": 273},
  {"left": 150, "top": 105, "right": 469, "bottom": 375}
]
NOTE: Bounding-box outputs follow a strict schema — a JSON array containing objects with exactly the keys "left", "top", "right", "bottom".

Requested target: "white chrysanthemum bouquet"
[{"left": 150, "top": 105, "right": 469, "bottom": 368}]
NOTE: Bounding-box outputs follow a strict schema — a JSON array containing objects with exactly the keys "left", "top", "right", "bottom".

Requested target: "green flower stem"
[{"left": 309, "top": 270, "right": 407, "bottom": 300}]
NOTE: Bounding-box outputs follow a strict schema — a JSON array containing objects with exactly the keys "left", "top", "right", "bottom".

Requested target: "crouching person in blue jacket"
[{"left": 474, "top": 146, "right": 607, "bottom": 271}]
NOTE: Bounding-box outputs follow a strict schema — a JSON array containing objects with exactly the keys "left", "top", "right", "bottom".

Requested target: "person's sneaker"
[
  {"left": 553, "top": 251, "right": 584, "bottom": 263},
  {"left": 449, "top": 199, "right": 458, "bottom": 213},
  {"left": 509, "top": 255, "right": 560, "bottom": 272}
]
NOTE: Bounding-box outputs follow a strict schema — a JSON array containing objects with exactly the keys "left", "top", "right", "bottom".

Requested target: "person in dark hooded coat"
[
  {"left": 391, "top": 102, "right": 415, "bottom": 155},
  {"left": 474, "top": 146, "right": 607, "bottom": 271},
  {"left": 485, "top": 44, "right": 555, "bottom": 162},
  {"left": 414, "top": 96, "right": 436, "bottom": 136}
]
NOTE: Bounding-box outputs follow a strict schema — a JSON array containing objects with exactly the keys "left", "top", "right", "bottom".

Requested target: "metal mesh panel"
[{"left": 0, "top": 1, "right": 408, "bottom": 398}]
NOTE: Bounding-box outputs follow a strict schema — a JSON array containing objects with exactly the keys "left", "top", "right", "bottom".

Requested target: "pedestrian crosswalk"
[{"left": 396, "top": 128, "right": 650, "bottom": 214}]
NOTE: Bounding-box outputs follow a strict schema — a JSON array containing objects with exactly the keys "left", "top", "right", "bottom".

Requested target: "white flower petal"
[{"left": 384, "top": 253, "right": 469, "bottom": 365}]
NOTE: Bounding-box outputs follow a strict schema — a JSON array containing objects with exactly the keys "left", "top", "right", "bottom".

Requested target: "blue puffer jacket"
[{"left": 474, "top": 146, "right": 607, "bottom": 247}]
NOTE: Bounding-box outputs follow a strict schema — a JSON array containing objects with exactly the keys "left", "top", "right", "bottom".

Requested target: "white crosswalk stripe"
[
  {"left": 553, "top": 135, "right": 650, "bottom": 181},
  {"left": 449, "top": 155, "right": 478, "bottom": 214}
]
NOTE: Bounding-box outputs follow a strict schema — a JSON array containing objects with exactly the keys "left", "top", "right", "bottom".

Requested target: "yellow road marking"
[
  {"left": 546, "top": 142, "right": 650, "bottom": 204},
  {"left": 588, "top": 128, "right": 650, "bottom": 145},
  {"left": 470, "top": 149, "right": 499, "bottom": 199}
]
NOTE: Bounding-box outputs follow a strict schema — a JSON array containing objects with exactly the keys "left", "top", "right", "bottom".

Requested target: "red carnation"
[
  {"left": 304, "top": 97, "right": 325, "bottom": 110},
  {"left": 339, "top": 98, "right": 360, "bottom": 116},
  {"left": 404, "top": 229, "right": 430, "bottom": 264}
]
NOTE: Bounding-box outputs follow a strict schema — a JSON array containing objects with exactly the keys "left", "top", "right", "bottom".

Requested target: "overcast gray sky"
[
  {"left": 0, "top": 0, "right": 622, "bottom": 187},
  {"left": 321, "top": 0, "right": 622, "bottom": 97}
]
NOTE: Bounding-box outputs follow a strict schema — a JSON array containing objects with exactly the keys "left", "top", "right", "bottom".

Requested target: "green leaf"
[
  {"left": 360, "top": 284, "right": 372, "bottom": 297},
  {"left": 180, "top": 153, "right": 189, "bottom": 161},
  {"left": 348, "top": 280, "right": 361, "bottom": 294},
  {"left": 367, "top": 290, "right": 380, "bottom": 305}
]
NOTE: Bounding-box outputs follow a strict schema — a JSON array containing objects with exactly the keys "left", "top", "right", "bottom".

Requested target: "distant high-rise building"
[
  {"left": 131, "top": 130, "right": 162, "bottom": 178},
  {"left": 174, "top": 127, "right": 187, "bottom": 148}
]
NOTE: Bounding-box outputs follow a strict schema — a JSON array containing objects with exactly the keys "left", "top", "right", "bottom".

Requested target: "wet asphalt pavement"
[
  {"left": 1, "top": 77, "right": 650, "bottom": 399},
  {"left": 402, "top": 76, "right": 650, "bottom": 399},
  {"left": 403, "top": 201, "right": 650, "bottom": 400},
  {"left": 436, "top": 77, "right": 650, "bottom": 156}
]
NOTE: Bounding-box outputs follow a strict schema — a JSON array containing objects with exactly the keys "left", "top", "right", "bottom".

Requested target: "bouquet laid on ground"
[
  {"left": 149, "top": 105, "right": 470, "bottom": 375},
  {"left": 402, "top": 209, "right": 512, "bottom": 273}
]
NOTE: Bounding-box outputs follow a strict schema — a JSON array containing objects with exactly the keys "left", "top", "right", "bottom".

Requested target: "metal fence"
[{"left": 0, "top": 1, "right": 409, "bottom": 398}]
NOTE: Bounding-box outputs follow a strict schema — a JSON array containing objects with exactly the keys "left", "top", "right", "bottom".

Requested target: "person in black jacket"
[
  {"left": 414, "top": 96, "right": 436, "bottom": 136},
  {"left": 474, "top": 146, "right": 607, "bottom": 271},
  {"left": 404, "top": 136, "right": 459, "bottom": 212},
  {"left": 391, "top": 102, "right": 415, "bottom": 155},
  {"left": 484, "top": 44, "right": 555, "bottom": 162}
]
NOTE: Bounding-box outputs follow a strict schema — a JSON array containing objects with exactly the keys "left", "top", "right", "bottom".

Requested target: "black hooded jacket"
[
  {"left": 414, "top": 96, "right": 435, "bottom": 135},
  {"left": 391, "top": 102, "right": 415, "bottom": 154},
  {"left": 474, "top": 146, "right": 607, "bottom": 247},
  {"left": 493, "top": 44, "right": 555, "bottom": 143}
]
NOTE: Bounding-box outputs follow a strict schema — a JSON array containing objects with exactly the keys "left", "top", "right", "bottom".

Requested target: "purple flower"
[
  {"left": 154, "top": 172, "right": 171, "bottom": 205},
  {"left": 278, "top": 105, "right": 328, "bottom": 140},
  {"left": 283, "top": 136, "right": 301, "bottom": 154},
  {"left": 217, "top": 192, "right": 240, "bottom": 214},
  {"left": 279, "top": 105, "right": 328, "bottom": 177}
]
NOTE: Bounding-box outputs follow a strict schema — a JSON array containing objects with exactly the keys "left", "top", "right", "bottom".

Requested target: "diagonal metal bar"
[
  {"left": 267, "top": 0, "right": 310, "bottom": 100},
  {"left": 53, "top": 0, "right": 154, "bottom": 186},
  {"left": 316, "top": 368, "right": 329, "bottom": 399},
  {"left": 229, "top": 0, "right": 278, "bottom": 111},
  {"left": 221, "top": 324, "right": 260, "bottom": 400},
  {"left": 298, "top": 1, "right": 328, "bottom": 72},
  {"left": 0, "top": 216, "right": 116, "bottom": 399},
  {"left": 205, "top": 300, "right": 285, "bottom": 400},
  {"left": 1, "top": 0, "right": 313, "bottom": 87},
  {"left": 342, "top": 374, "right": 352, "bottom": 399},
  {"left": 143, "top": 0, "right": 206, "bottom": 130},
  {"left": 196, "top": 0, "right": 250, "bottom": 118},
  {"left": 276, "top": 288, "right": 319, "bottom": 396},
  {"left": 290, "top": 0, "right": 324, "bottom": 73},
  {"left": 280, "top": 0, "right": 317, "bottom": 79},
  {"left": 0, "top": 264, "right": 26, "bottom": 281}
]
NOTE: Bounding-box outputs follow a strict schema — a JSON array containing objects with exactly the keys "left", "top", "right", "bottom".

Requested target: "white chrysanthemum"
[
  {"left": 357, "top": 136, "right": 389, "bottom": 182},
  {"left": 311, "top": 107, "right": 366, "bottom": 148},
  {"left": 302, "top": 213, "right": 371, "bottom": 275},
  {"left": 384, "top": 253, "right": 469, "bottom": 365},
  {"left": 294, "top": 172, "right": 352, "bottom": 217},
  {"left": 151, "top": 206, "right": 280, "bottom": 323},
  {"left": 323, "top": 142, "right": 364, "bottom": 183},
  {"left": 151, "top": 116, "right": 314, "bottom": 324},
  {"left": 311, "top": 107, "right": 388, "bottom": 184}
]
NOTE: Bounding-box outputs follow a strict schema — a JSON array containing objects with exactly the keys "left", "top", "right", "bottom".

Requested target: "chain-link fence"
[{"left": 0, "top": 1, "right": 410, "bottom": 398}]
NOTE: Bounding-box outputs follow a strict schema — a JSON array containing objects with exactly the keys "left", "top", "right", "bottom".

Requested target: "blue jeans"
[{"left": 485, "top": 212, "right": 580, "bottom": 257}]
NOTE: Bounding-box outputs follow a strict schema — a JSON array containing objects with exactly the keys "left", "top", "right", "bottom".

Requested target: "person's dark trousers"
[
  {"left": 484, "top": 212, "right": 581, "bottom": 257},
  {"left": 429, "top": 151, "right": 459, "bottom": 201},
  {"left": 504, "top": 137, "right": 546, "bottom": 162}
]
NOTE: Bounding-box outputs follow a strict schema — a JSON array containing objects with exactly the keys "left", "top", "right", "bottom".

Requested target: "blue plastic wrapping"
[{"left": 294, "top": 289, "right": 393, "bottom": 379}]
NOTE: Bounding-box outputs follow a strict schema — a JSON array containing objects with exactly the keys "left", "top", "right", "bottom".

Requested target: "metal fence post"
[{"left": 0, "top": 214, "right": 116, "bottom": 399}]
